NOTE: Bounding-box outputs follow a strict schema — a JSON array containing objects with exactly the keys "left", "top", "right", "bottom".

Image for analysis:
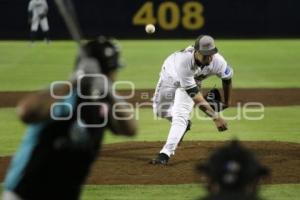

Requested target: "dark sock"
[
  {"left": 30, "top": 31, "right": 37, "bottom": 42},
  {"left": 44, "top": 31, "right": 50, "bottom": 41}
]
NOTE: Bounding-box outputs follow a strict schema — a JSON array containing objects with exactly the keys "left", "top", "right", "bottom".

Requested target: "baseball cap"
[
  {"left": 194, "top": 35, "right": 218, "bottom": 55},
  {"left": 197, "top": 140, "right": 269, "bottom": 190}
]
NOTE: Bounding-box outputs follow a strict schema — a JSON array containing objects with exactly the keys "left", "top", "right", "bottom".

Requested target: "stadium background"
[
  {"left": 1, "top": 0, "right": 300, "bottom": 39},
  {"left": 0, "top": 0, "right": 300, "bottom": 199}
]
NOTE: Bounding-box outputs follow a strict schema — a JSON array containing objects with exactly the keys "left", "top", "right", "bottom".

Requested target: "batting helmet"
[
  {"left": 80, "top": 36, "right": 123, "bottom": 74},
  {"left": 197, "top": 140, "right": 269, "bottom": 190}
]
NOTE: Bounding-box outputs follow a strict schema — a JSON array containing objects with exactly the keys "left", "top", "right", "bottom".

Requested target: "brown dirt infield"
[
  {"left": 1, "top": 141, "right": 300, "bottom": 185},
  {"left": 1, "top": 89, "right": 299, "bottom": 185},
  {"left": 1, "top": 88, "right": 300, "bottom": 107}
]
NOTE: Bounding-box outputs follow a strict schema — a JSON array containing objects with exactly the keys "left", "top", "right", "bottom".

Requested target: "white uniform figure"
[
  {"left": 151, "top": 35, "right": 233, "bottom": 165},
  {"left": 28, "top": 0, "right": 50, "bottom": 42}
]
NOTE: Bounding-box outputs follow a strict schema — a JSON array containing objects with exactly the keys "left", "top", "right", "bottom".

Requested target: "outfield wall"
[{"left": 0, "top": 0, "right": 299, "bottom": 39}]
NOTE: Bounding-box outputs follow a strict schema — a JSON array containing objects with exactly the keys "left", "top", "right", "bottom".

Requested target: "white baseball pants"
[
  {"left": 31, "top": 17, "right": 49, "bottom": 32},
  {"left": 153, "top": 78, "right": 194, "bottom": 156}
]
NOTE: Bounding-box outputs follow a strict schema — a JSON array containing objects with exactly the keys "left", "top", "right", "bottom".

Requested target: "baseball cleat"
[{"left": 150, "top": 153, "right": 169, "bottom": 165}]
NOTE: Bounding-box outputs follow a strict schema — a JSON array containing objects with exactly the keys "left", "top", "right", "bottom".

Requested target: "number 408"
[{"left": 132, "top": 1, "right": 205, "bottom": 31}]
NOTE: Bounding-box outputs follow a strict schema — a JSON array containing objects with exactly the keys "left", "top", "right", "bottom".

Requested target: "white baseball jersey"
[
  {"left": 160, "top": 46, "right": 233, "bottom": 90},
  {"left": 28, "top": 0, "right": 48, "bottom": 20},
  {"left": 153, "top": 46, "right": 233, "bottom": 157}
]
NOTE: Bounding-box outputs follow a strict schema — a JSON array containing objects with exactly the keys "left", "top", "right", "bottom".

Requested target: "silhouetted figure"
[{"left": 197, "top": 141, "right": 269, "bottom": 200}]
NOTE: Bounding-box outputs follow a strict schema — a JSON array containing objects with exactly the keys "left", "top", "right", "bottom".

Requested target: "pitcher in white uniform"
[
  {"left": 28, "top": 0, "right": 50, "bottom": 43},
  {"left": 151, "top": 35, "right": 233, "bottom": 165}
]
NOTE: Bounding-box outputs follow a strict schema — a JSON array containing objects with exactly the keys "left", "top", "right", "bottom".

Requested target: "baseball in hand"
[{"left": 145, "top": 24, "right": 155, "bottom": 34}]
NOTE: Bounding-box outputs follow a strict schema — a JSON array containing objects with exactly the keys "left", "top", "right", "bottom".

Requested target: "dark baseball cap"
[
  {"left": 194, "top": 35, "right": 218, "bottom": 55},
  {"left": 197, "top": 140, "right": 269, "bottom": 190}
]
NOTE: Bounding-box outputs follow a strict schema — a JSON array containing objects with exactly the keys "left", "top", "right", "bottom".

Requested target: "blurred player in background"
[
  {"left": 197, "top": 140, "right": 269, "bottom": 200},
  {"left": 151, "top": 35, "right": 233, "bottom": 165},
  {"left": 2, "top": 37, "right": 137, "bottom": 200},
  {"left": 28, "top": 0, "right": 50, "bottom": 43}
]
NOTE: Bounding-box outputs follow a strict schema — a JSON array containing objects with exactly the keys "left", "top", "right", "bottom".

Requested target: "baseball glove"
[{"left": 204, "top": 88, "right": 227, "bottom": 112}]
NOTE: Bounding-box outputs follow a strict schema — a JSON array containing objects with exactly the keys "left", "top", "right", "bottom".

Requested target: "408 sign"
[{"left": 132, "top": 1, "right": 205, "bottom": 31}]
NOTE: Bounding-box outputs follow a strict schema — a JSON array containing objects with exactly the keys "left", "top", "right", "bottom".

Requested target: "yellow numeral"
[
  {"left": 158, "top": 2, "right": 180, "bottom": 30},
  {"left": 182, "top": 2, "right": 205, "bottom": 30},
  {"left": 132, "top": 2, "right": 156, "bottom": 25}
]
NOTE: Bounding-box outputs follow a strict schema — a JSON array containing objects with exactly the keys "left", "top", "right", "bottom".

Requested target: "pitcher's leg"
[
  {"left": 160, "top": 88, "right": 194, "bottom": 157},
  {"left": 152, "top": 79, "right": 175, "bottom": 119}
]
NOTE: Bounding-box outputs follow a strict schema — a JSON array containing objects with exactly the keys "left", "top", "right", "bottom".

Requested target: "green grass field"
[
  {"left": 1, "top": 106, "right": 299, "bottom": 156},
  {"left": 0, "top": 40, "right": 299, "bottom": 200},
  {"left": 81, "top": 184, "right": 300, "bottom": 200},
  {"left": 0, "top": 40, "right": 300, "bottom": 90},
  {"left": 0, "top": 106, "right": 299, "bottom": 199},
  {"left": 1, "top": 183, "right": 300, "bottom": 200}
]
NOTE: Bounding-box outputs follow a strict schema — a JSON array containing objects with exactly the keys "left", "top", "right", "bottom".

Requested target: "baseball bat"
[
  {"left": 54, "top": 0, "right": 114, "bottom": 99},
  {"left": 54, "top": 0, "right": 86, "bottom": 57}
]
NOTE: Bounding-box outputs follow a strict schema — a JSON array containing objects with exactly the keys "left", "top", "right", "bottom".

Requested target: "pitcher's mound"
[
  {"left": 87, "top": 141, "right": 300, "bottom": 185},
  {"left": 1, "top": 141, "right": 299, "bottom": 185}
]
